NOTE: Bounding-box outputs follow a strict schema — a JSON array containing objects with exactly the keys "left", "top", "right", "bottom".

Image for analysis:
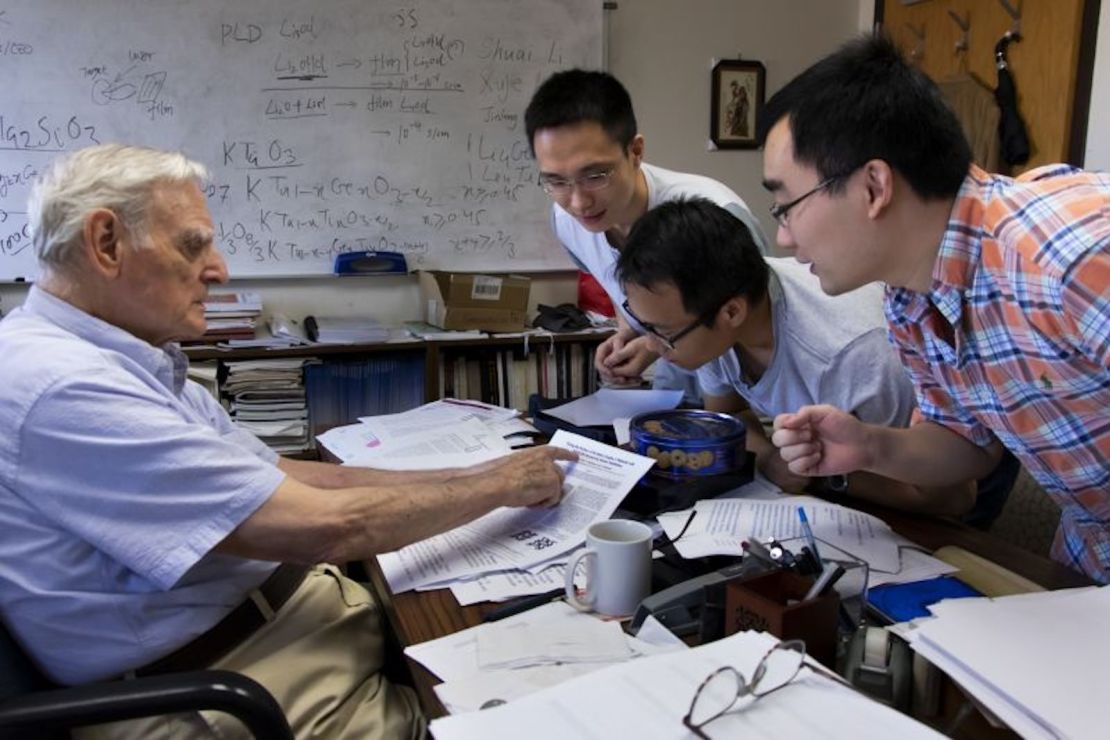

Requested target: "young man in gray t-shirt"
[{"left": 616, "top": 197, "right": 978, "bottom": 516}]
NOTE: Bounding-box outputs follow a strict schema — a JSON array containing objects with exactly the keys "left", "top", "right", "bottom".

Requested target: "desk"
[{"left": 364, "top": 497, "right": 1090, "bottom": 722}]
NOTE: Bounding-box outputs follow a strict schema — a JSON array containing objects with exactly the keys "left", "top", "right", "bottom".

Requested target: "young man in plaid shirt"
[{"left": 760, "top": 35, "right": 1110, "bottom": 583}]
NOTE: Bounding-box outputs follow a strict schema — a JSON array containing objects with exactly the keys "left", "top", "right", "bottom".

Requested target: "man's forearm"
[
  {"left": 278, "top": 457, "right": 460, "bottom": 489},
  {"left": 219, "top": 471, "right": 507, "bottom": 564},
  {"left": 842, "top": 471, "right": 977, "bottom": 518},
  {"left": 866, "top": 422, "right": 1002, "bottom": 486}
]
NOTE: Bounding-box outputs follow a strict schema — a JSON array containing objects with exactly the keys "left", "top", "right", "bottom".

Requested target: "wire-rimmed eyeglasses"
[
  {"left": 537, "top": 168, "right": 615, "bottom": 197},
  {"left": 621, "top": 298, "right": 718, "bottom": 353},
  {"left": 682, "top": 639, "right": 806, "bottom": 738}
]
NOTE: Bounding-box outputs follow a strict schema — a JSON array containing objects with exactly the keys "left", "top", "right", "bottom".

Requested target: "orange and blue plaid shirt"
[{"left": 886, "top": 165, "right": 1110, "bottom": 583}]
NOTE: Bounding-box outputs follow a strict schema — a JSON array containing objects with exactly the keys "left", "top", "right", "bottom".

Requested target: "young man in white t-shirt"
[
  {"left": 524, "top": 69, "right": 769, "bottom": 398},
  {"left": 616, "top": 197, "right": 990, "bottom": 516}
]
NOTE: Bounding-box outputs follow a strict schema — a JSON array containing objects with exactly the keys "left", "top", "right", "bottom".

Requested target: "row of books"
[
  {"left": 198, "top": 291, "right": 263, "bottom": 345},
  {"left": 305, "top": 354, "right": 426, "bottom": 437},
  {"left": 438, "top": 342, "right": 598, "bottom": 412}
]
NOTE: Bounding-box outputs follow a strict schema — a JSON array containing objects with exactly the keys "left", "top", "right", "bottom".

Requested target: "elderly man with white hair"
[{"left": 0, "top": 144, "right": 575, "bottom": 739}]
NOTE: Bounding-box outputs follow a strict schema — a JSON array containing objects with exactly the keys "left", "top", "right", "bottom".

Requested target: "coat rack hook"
[
  {"left": 947, "top": 10, "right": 970, "bottom": 53},
  {"left": 997, "top": 0, "right": 1022, "bottom": 36},
  {"left": 904, "top": 23, "right": 926, "bottom": 61}
]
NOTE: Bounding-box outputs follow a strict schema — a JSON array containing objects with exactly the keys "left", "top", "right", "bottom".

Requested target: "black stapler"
[{"left": 629, "top": 557, "right": 773, "bottom": 639}]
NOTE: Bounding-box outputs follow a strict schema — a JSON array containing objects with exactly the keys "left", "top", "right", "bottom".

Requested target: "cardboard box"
[{"left": 419, "top": 271, "right": 531, "bottom": 332}]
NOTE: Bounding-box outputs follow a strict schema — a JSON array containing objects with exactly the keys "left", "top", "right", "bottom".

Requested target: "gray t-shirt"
[{"left": 697, "top": 258, "right": 915, "bottom": 427}]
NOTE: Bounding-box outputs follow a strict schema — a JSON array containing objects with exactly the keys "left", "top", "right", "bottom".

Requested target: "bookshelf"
[{"left": 186, "top": 330, "right": 612, "bottom": 453}]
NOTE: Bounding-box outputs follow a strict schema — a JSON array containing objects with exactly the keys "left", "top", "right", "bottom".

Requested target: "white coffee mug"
[{"left": 564, "top": 519, "right": 653, "bottom": 617}]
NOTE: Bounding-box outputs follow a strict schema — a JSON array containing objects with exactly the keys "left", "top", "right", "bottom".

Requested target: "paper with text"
[
  {"left": 430, "top": 629, "right": 944, "bottom": 739},
  {"left": 657, "top": 496, "right": 901, "bottom": 572},
  {"left": 378, "top": 431, "right": 654, "bottom": 593}
]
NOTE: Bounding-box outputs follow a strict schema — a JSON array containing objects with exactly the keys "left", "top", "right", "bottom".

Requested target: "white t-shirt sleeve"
[
  {"left": 818, "top": 329, "right": 916, "bottom": 428},
  {"left": 696, "top": 356, "right": 737, "bottom": 398}
]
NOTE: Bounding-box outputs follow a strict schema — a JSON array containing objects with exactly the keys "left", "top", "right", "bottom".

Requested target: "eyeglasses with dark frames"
[
  {"left": 621, "top": 298, "right": 716, "bottom": 352},
  {"left": 682, "top": 639, "right": 806, "bottom": 738},
  {"left": 768, "top": 176, "right": 840, "bottom": 228},
  {"left": 538, "top": 168, "right": 616, "bottom": 197}
]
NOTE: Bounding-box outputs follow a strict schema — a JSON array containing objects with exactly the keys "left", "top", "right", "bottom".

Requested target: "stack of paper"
[
  {"left": 377, "top": 430, "right": 655, "bottom": 595},
  {"left": 405, "top": 601, "right": 686, "bottom": 714},
  {"left": 429, "top": 628, "right": 944, "bottom": 739},
  {"left": 903, "top": 586, "right": 1108, "bottom": 739},
  {"left": 305, "top": 315, "right": 390, "bottom": 344},
  {"left": 476, "top": 617, "right": 630, "bottom": 669},
  {"left": 222, "top": 358, "right": 315, "bottom": 454},
  {"left": 316, "top": 398, "right": 532, "bottom": 470}
]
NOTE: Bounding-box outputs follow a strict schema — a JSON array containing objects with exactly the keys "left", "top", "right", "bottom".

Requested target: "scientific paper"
[
  {"left": 657, "top": 496, "right": 902, "bottom": 572},
  {"left": 378, "top": 431, "right": 654, "bottom": 593}
]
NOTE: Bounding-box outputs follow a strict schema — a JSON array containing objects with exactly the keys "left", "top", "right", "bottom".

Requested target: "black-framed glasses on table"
[{"left": 682, "top": 639, "right": 806, "bottom": 739}]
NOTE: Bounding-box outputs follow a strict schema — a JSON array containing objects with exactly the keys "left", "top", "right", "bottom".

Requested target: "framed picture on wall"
[{"left": 710, "top": 59, "right": 765, "bottom": 150}]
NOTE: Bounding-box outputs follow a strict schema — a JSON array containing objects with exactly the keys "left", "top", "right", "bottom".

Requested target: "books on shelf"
[
  {"left": 196, "top": 291, "right": 263, "bottom": 345},
  {"left": 439, "top": 341, "right": 596, "bottom": 413}
]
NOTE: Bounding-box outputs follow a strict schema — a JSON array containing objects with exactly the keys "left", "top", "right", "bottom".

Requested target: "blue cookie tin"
[{"left": 629, "top": 410, "right": 747, "bottom": 479}]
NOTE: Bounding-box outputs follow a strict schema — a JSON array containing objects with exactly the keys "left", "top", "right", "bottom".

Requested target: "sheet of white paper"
[
  {"left": 633, "top": 615, "right": 689, "bottom": 652},
  {"left": 450, "top": 565, "right": 566, "bottom": 606},
  {"left": 656, "top": 496, "right": 900, "bottom": 572},
  {"left": 613, "top": 417, "right": 631, "bottom": 446},
  {"left": 430, "top": 630, "right": 944, "bottom": 739},
  {"left": 404, "top": 601, "right": 589, "bottom": 682},
  {"left": 433, "top": 663, "right": 600, "bottom": 715},
  {"left": 868, "top": 546, "right": 958, "bottom": 587},
  {"left": 543, "top": 388, "right": 683, "bottom": 427},
  {"left": 315, "top": 422, "right": 384, "bottom": 461},
  {"left": 477, "top": 618, "right": 630, "bottom": 669},
  {"left": 378, "top": 432, "right": 655, "bottom": 593},
  {"left": 905, "top": 587, "right": 1110, "bottom": 740},
  {"left": 339, "top": 417, "right": 512, "bottom": 469}
]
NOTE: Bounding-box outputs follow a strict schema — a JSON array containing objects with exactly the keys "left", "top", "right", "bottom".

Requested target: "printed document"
[
  {"left": 658, "top": 495, "right": 901, "bottom": 572},
  {"left": 378, "top": 431, "right": 654, "bottom": 593},
  {"left": 429, "top": 629, "right": 943, "bottom": 739}
]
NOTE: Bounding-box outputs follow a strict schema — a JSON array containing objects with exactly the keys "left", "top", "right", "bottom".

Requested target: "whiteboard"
[{"left": 0, "top": 0, "right": 600, "bottom": 281}]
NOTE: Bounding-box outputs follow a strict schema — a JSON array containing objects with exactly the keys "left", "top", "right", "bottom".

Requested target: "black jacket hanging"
[{"left": 994, "top": 31, "right": 1031, "bottom": 167}]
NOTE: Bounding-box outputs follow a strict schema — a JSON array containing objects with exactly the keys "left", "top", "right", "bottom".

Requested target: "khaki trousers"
[{"left": 75, "top": 565, "right": 426, "bottom": 740}]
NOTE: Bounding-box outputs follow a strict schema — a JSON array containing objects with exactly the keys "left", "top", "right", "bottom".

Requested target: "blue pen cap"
[{"left": 629, "top": 410, "right": 746, "bottom": 479}]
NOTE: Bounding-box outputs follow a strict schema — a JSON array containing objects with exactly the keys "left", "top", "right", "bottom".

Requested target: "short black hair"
[
  {"left": 756, "top": 34, "right": 971, "bottom": 200},
  {"left": 617, "top": 198, "right": 769, "bottom": 319},
  {"left": 524, "top": 69, "right": 637, "bottom": 155}
]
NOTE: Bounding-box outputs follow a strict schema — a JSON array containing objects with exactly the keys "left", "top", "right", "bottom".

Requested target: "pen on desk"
[
  {"left": 802, "top": 564, "right": 846, "bottom": 602},
  {"left": 482, "top": 588, "right": 564, "bottom": 622},
  {"left": 797, "top": 507, "right": 823, "bottom": 568}
]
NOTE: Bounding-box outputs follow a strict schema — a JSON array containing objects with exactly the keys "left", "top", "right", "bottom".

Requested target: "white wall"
[
  {"left": 609, "top": 0, "right": 867, "bottom": 235},
  {"left": 1085, "top": 0, "right": 1110, "bottom": 170},
  {"left": 0, "top": 1, "right": 872, "bottom": 320}
]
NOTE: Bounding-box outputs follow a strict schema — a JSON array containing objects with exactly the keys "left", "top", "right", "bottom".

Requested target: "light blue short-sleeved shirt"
[
  {"left": 0, "top": 287, "right": 286, "bottom": 685},
  {"left": 697, "top": 258, "right": 916, "bottom": 427}
]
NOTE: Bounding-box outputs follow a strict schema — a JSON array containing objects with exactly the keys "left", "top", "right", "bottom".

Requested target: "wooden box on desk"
[
  {"left": 724, "top": 570, "right": 839, "bottom": 667},
  {"left": 418, "top": 270, "right": 530, "bottom": 332}
]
